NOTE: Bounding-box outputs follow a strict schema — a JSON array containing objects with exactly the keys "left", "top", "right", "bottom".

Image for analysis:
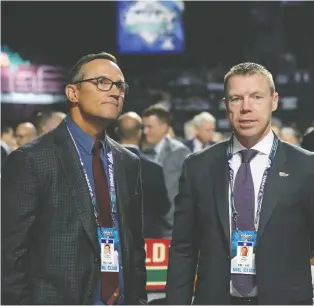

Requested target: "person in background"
[
  {"left": 184, "top": 112, "right": 216, "bottom": 153},
  {"left": 280, "top": 127, "right": 300, "bottom": 146},
  {"left": 37, "top": 110, "right": 66, "bottom": 135},
  {"left": 166, "top": 62, "right": 314, "bottom": 305},
  {"left": 183, "top": 119, "right": 196, "bottom": 141},
  {"left": 116, "top": 111, "right": 171, "bottom": 238},
  {"left": 2, "top": 52, "right": 147, "bottom": 305},
  {"left": 270, "top": 117, "right": 282, "bottom": 137},
  {"left": 142, "top": 104, "right": 191, "bottom": 233},
  {"left": 167, "top": 126, "right": 176, "bottom": 138},
  {"left": 15, "top": 122, "right": 37, "bottom": 147},
  {"left": 212, "top": 131, "right": 226, "bottom": 143},
  {"left": 1, "top": 126, "right": 16, "bottom": 168}
]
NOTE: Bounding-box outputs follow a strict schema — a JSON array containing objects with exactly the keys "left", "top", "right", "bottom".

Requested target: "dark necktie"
[
  {"left": 92, "top": 141, "right": 119, "bottom": 304},
  {"left": 231, "top": 149, "right": 258, "bottom": 297}
]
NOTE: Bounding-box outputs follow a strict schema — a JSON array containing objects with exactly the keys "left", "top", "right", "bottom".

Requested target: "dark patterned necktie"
[
  {"left": 231, "top": 149, "right": 258, "bottom": 297},
  {"left": 92, "top": 141, "right": 119, "bottom": 304}
]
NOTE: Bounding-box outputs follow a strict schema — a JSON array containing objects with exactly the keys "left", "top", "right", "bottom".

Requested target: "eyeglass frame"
[{"left": 73, "top": 76, "right": 129, "bottom": 93}]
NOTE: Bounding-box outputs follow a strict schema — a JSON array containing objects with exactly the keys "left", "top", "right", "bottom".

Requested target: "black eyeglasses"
[{"left": 74, "top": 76, "right": 129, "bottom": 94}]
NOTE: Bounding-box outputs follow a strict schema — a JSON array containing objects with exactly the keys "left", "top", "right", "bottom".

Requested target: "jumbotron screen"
[{"left": 117, "top": 1, "right": 185, "bottom": 54}]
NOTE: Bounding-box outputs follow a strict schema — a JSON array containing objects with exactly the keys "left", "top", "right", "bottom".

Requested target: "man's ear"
[
  {"left": 272, "top": 92, "right": 279, "bottom": 112},
  {"left": 65, "top": 84, "right": 79, "bottom": 104}
]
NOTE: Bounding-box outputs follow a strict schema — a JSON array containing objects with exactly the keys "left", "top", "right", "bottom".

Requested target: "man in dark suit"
[
  {"left": 1, "top": 126, "right": 14, "bottom": 169},
  {"left": 2, "top": 52, "right": 147, "bottom": 305},
  {"left": 184, "top": 111, "right": 216, "bottom": 153},
  {"left": 166, "top": 62, "right": 314, "bottom": 305},
  {"left": 116, "top": 112, "right": 171, "bottom": 238},
  {"left": 302, "top": 126, "right": 314, "bottom": 259},
  {"left": 142, "top": 105, "right": 191, "bottom": 233}
]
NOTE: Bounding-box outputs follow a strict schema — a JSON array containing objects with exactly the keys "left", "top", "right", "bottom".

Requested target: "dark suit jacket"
[
  {"left": 1, "top": 145, "right": 9, "bottom": 169},
  {"left": 184, "top": 138, "right": 215, "bottom": 153},
  {"left": 302, "top": 129, "right": 314, "bottom": 152},
  {"left": 124, "top": 146, "right": 171, "bottom": 238},
  {"left": 302, "top": 129, "right": 314, "bottom": 256},
  {"left": 1, "top": 121, "right": 147, "bottom": 305},
  {"left": 166, "top": 140, "right": 314, "bottom": 305}
]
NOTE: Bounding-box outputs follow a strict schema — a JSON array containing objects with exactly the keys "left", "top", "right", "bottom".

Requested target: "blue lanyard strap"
[
  {"left": 227, "top": 132, "right": 279, "bottom": 230},
  {"left": 66, "top": 126, "right": 118, "bottom": 230}
]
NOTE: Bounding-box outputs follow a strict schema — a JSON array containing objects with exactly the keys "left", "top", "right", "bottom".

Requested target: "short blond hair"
[{"left": 224, "top": 62, "right": 275, "bottom": 95}]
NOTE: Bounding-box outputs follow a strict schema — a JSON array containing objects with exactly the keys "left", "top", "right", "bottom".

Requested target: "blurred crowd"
[
  {"left": 2, "top": 104, "right": 314, "bottom": 238},
  {"left": 1, "top": 111, "right": 66, "bottom": 166}
]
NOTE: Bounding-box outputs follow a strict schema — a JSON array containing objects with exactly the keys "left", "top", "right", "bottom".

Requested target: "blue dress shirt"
[{"left": 66, "top": 116, "right": 124, "bottom": 305}]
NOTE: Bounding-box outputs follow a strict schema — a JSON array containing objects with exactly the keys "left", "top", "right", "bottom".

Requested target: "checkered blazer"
[{"left": 1, "top": 121, "right": 147, "bottom": 305}]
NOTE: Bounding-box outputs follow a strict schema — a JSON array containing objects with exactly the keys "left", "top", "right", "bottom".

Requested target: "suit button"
[
  {"left": 94, "top": 257, "right": 99, "bottom": 264},
  {"left": 87, "top": 290, "right": 92, "bottom": 297}
]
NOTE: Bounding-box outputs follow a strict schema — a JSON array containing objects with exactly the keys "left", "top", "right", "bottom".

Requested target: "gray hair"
[
  {"left": 68, "top": 52, "right": 117, "bottom": 84},
  {"left": 193, "top": 112, "right": 216, "bottom": 128}
]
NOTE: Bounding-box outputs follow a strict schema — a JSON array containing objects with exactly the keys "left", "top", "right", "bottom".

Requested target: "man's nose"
[{"left": 241, "top": 97, "right": 251, "bottom": 111}]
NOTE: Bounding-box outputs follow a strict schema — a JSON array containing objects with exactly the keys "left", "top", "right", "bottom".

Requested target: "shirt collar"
[
  {"left": 154, "top": 137, "right": 167, "bottom": 155},
  {"left": 65, "top": 116, "right": 106, "bottom": 155},
  {"left": 232, "top": 130, "right": 274, "bottom": 156},
  {"left": 193, "top": 137, "right": 204, "bottom": 150},
  {"left": 0, "top": 141, "right": 11, "bottom": 154},
  {"left": 193, "top": 137, "right": 202, "bottom": 146}
]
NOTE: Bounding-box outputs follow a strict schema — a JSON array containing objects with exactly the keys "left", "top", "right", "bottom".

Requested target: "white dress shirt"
[
  {"left": 192, "top": 138, "right": 204, "bottom": 153},
  {"left": 154, "top": 137, "right": 166, "bottom": 156},
  {"left": 1, "top": 141, "right": 12, "bottom": 155},
  {"left": 229, "top": 130, "right": 274, "bottom": 297}
]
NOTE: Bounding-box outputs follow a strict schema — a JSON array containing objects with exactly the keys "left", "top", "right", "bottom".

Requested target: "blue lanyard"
[
  {"left": 227, "top": 133, "right": 278, "bottom": 231},
  {"left": 66, "top": 126, "right": 118, "bottom": 231}
]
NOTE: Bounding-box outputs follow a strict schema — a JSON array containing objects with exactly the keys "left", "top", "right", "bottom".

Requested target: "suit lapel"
[
  {"left": 54, "top": 122, "right": 99, "bottom": 253},
  {"left": 156, "top": 137, "right": 171, "bottom": 165},
  {"left": 213, "top": 143, "right": 230, "bottom": 248},
  {"left": 257, "top": 141, "right": 287, "bottom": 243}
]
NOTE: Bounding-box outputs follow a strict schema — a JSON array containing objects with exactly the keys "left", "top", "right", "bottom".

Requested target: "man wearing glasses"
[{"left": 2, "top": 52, "right": 147, "bottom": 305}]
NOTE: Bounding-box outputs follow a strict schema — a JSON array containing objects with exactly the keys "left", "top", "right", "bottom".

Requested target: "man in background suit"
[
  {"left": 142, "top": 105, "right": 191, "bottom": 232},
  {"left": 1, "top": 126, "right": 15, "bottom": 169},
  {"left": 184, "top": 111, "right": 216, "bottom": 153},
  {"left": 2, "top": 52, "right": 147, "bottom": 305},
  {"left": 36, "top": 110, "right": 66, "bottom": 135},
  {"left": 116, "top": 111, "right": 172, "bottom": 238},
  {"left": 15, "top": 122, "right": 37, "bottom": 148},
  {"left": 166, "top": 62, "right": 314, "bottom": 305}
]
